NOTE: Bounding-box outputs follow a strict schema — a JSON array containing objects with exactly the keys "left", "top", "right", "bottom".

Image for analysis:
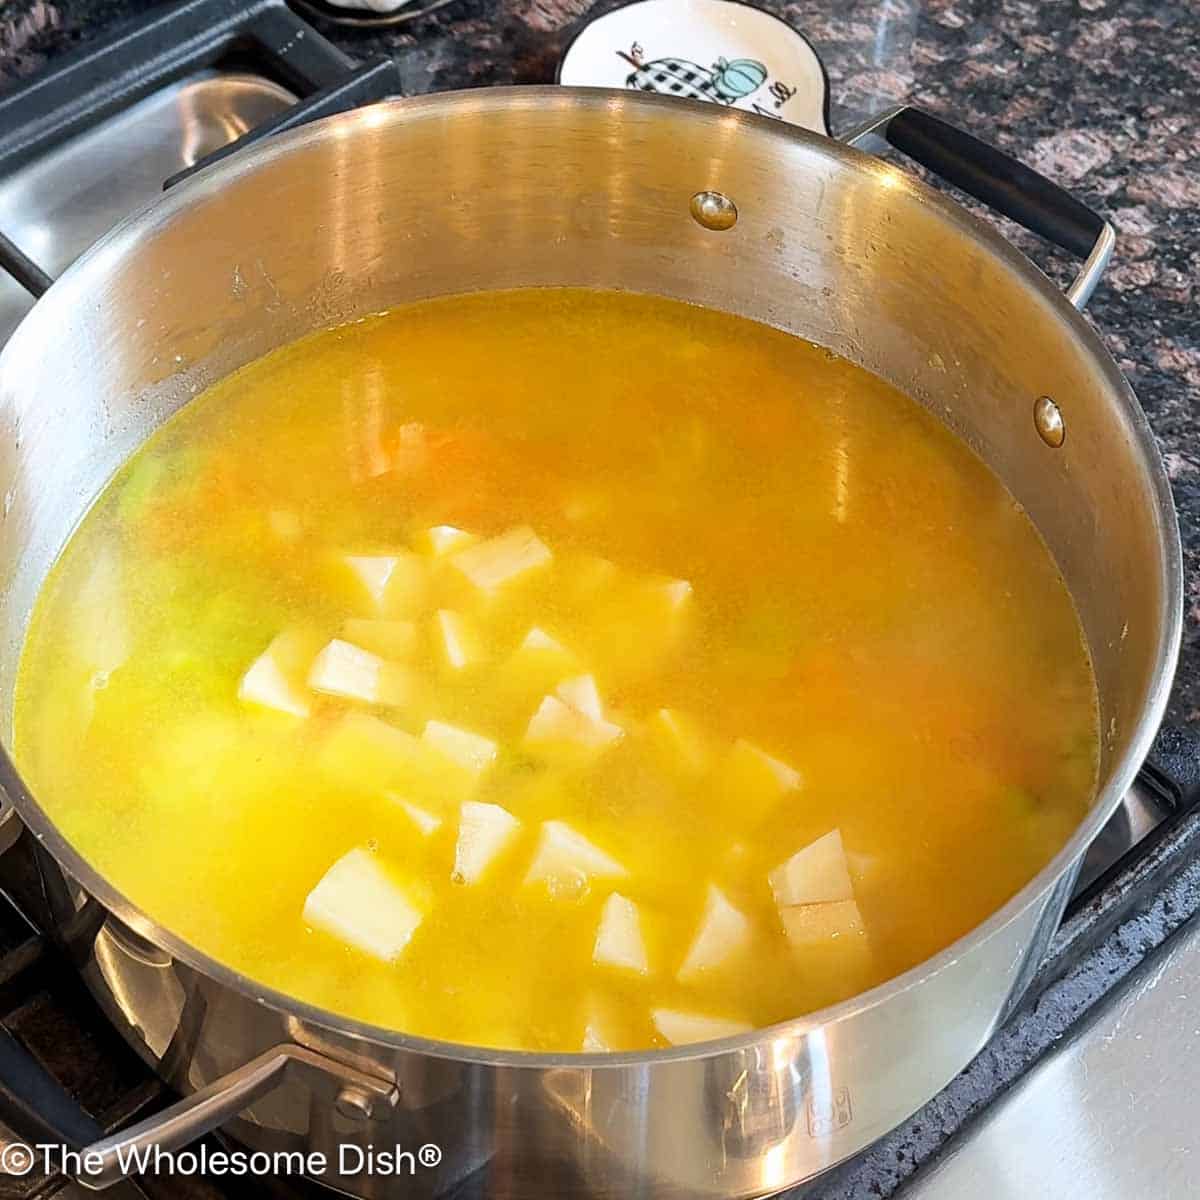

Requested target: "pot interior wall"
[{"left": 0, "top": 90, "right": 1173, "bottom": 817}]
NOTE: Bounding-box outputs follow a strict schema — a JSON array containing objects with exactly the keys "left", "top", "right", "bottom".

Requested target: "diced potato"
[
  {"left": 307, "top": 639, "right": 415, "bottom": 708},
  {"left": 414, "top": 525, "right": 477, "bottom": 557},
  {"left": 559, "top": 553, "right": 620, "bottom": 610},
  {"left": 308, "top": 638, "right": 380, "bottom": 700},
  {"left": 422, "top": 720, "right": 498, "bottom": 776},
  {"left": 525, "top": 820, "right": 626, "bottom": 894},
  {"left": 677, "top": 885, "right": 752, "bottom": 981},
  {"left": 769, "top": 829, "right": 854, "bottom": 908},
  {"left": 320, "top": 711, "right": 420, "bottom": 768},
  {"left": 449, "top": 526, "right": 552, "bottom": 592},
  {"left": 341, "top": 618, "right": 418, "bottom": 661},
  {"left": 303, "top": 847, "right": 423, "bottom": 963},
  {"left": 498, "top": 630, "right": 581, "bottom": 707},
  {"left": 555, "top": 674, "right": 604, "bottom": 721},
  {"left": 652, "top": 1009, "right": 753, "bottom": 1046},
  {"left": 319, "top": 713, "right": 448, "bottom": 798},
  {"left": 777, "top": 901, "right": 873, "bottom": 1007},
  {"left": 523, "top": 695, "right": 623, "bottom": 763},
  {"left": 238, "top": 628, "right": 322, "bottom": 718},
  {"left": 388, "top": 794, "right": 442, "bottom": 837},
  {"left": 780, "top": 899, "right": 865, "bottom": 946},
  {"left": 582, "top": 1023, "right": 611, "bottom": 1053},
  {"left": 603, "top": 574, "right": 693, "bottom": 642},
  {"left": 715, "top": 739, "right": 803, "bottom": 825},
  {"left": 492, "top": 633, "right": 580, "bottom": 744},
  {"left": 646, "top": 708, "right": 711, "bottom": 775},
  {"left": 380, "top": 552, "right": 431, "bottom": 617},
  {"left": 735, "top": 739, "right": 802, "bottom": 792},
  {"left": 520, "top": 627, "right": 569, "bottom": 657},
  {"left": 340, "top": 551, "right": 429, "bottom": 617},
  {"left": 580, "top": 572, "right": 694, "bottom": 686},
  {"left": 593, "top": 892, "right": 649, "bottom": 974},
  {"left": 452, "top": 801, "right": 521, "bottom": 885},
  {"left": 581, "top": 995, "right": 619, "bottom": 1051},
  {"left": 342, "top": 555, "right": 400, "bottom": 612},
  {"left": 239, "top": 647, "right": 309, "bottom": 719},
  {"left": 238, "top": 655, "right": 306, "bottom": 719},
  {"left": 432, "top": 610, "right": 483, "bottom": 672}
]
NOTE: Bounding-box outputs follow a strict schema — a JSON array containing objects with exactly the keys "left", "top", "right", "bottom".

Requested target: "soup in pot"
[{"left": 13, "top": 289, "right": 1099, "bottom": 1051}]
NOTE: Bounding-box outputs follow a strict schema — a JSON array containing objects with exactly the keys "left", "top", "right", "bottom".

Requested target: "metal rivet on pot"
[
  {"left": 690, "top": 191, "right": 738, "bottom": 232},
  {"left": 335, "top": 1085, "right": 376, "bottom": 1122},
  {"left": 1034, "top": 396, "right": 1065, "bottom": 447}
]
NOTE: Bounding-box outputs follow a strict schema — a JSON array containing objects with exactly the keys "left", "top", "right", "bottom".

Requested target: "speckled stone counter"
[{"left": 0, "top": 3, "right": 1198, "bottom": 1196}]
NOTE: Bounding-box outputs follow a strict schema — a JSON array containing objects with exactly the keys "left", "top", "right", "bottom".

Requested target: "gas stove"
[{"left": 1, "top": 4, "right": 1199, "bottom": 1197}]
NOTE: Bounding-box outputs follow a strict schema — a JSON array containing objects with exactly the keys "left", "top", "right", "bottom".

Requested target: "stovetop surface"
[{"left": 0, "top": 1, "right": 1198, "bottom": 1197}]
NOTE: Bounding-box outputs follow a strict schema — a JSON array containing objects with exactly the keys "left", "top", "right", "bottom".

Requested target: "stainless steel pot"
[{"left": 0, "top": 88, "right": 1181, "bottom": 1197}]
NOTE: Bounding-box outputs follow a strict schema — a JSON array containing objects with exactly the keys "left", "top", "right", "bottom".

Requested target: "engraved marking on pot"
[
  {"left": 690, "top": 191, "right": 738, "bottom": 232},
  {"left": 1034, "top": 396, "right": 1065, "bottom": 447},
  {"left": 807, "top": 1087, "right": 853, "bottom": 1136}
]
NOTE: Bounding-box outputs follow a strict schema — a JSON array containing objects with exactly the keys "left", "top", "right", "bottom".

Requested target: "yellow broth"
[{"left": 13, "top": 289, "right": 1098, "bottom": 1051}]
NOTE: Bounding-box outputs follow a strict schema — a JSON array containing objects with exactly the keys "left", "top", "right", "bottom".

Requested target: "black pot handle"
[{"left": 841, "top": 105, "right": 1114, "bottom": 310}]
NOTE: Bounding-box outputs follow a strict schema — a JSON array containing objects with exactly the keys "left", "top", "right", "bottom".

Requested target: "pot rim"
[{"left": 0, "top": 85, "right": 1183, "bottom": 1069}]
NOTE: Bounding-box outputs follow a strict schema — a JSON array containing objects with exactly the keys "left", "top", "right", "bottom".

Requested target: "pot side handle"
[
  {"left": 841, "top": 105, "right": 1114, "bottom": 310},
  {"left": 0, "top": 1032, "right": 397, "bottom": 1190}
]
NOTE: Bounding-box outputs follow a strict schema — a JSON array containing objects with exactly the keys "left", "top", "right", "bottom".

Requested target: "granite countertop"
[{"left": 0, "top": 0, "right": 1197, "bottom": 717}]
